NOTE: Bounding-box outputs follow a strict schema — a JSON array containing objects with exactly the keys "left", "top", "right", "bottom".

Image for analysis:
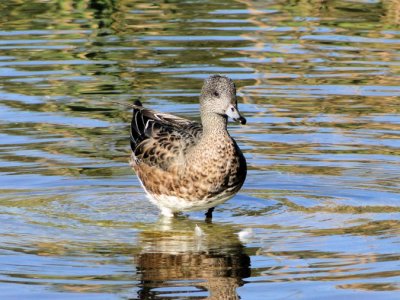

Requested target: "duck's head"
[{"left": 200, "top": 75, "right": 246, "bottom": 125}]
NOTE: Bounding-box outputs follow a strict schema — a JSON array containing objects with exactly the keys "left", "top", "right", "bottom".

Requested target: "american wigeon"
[{"left": 130, "top": 75, "right": 247, "bottom": 218}]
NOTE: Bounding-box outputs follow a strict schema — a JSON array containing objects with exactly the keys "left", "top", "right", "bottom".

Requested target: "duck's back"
[{"left": 130, "top": 101, "right": 202, "bottom": 171}]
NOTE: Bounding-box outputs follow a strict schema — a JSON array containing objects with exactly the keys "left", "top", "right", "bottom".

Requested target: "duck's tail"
[{"left": 130, "top": 100, "right": 148, "bottom": 151}]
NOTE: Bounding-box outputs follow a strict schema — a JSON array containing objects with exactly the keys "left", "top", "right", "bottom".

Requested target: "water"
[{"left": 0, "top": 0, "right": 399, "bottom": 299}]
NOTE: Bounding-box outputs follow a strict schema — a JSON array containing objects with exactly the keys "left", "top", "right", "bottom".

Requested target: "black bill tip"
[{"left": 234, "top": 116, "right": 246, "bottom": 125}]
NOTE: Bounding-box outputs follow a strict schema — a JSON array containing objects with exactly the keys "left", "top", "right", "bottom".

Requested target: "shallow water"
[{"left": 0, "top": 0, "right": 400, "bottom": 299}]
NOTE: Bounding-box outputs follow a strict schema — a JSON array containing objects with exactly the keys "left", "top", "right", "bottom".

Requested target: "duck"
[{"left": 129, "top": 75, "right": 247, "bottom": 218}]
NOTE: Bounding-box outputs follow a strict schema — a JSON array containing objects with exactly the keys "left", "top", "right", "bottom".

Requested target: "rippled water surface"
[{"left": 1, "top": 0, "right": 400, "bottom": 299}]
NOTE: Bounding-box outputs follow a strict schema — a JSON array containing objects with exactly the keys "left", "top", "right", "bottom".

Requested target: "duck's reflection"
[{"left": 135, "top": 218, "right": 251, "bottom": 299}]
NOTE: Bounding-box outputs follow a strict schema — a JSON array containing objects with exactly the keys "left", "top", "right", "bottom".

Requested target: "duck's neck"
[{"left": 201, "top": 111, "right": 229, "bottom": 138}]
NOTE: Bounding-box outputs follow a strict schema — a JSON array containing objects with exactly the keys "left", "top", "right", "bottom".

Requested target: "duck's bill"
[{"left": 226, "top": 104, "right": 247, "bottom": 125}]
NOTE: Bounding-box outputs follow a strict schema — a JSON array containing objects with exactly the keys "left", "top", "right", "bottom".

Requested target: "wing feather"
[{"left": 130, "top": 102, "right": 202, "bottom": 171}]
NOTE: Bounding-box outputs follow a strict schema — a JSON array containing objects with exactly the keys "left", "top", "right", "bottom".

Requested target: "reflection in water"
[{"left": 135, "top": 219, "right": 251, "bottom": 299}]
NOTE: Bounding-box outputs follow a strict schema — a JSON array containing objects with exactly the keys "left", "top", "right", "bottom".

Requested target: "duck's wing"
[{"left": 130, "top": 101, "right": 202, "bottom": 170}]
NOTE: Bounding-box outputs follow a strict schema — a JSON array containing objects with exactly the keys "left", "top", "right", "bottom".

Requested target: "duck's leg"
[{"left": 205, "top": 207, "right": 215, "bottom": 221}]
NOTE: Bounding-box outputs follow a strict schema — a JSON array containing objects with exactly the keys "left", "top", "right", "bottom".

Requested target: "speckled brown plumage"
[{"left": 130, "top": 75, "right": 247, "bottom": 217}]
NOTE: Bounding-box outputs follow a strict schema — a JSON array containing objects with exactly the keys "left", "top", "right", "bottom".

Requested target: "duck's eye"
[{"left": 213, "top": 91, "right": 220, "bottom": 97}]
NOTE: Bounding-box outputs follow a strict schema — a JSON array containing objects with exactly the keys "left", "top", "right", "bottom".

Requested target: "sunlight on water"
[{"left": 0, "top": 0, "right": 399, "bottom": 299}]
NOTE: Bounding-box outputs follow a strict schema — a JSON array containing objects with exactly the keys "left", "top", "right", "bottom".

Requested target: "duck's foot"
[{"left": 205, "top": 207, "right": 215, "bottom": 222}]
